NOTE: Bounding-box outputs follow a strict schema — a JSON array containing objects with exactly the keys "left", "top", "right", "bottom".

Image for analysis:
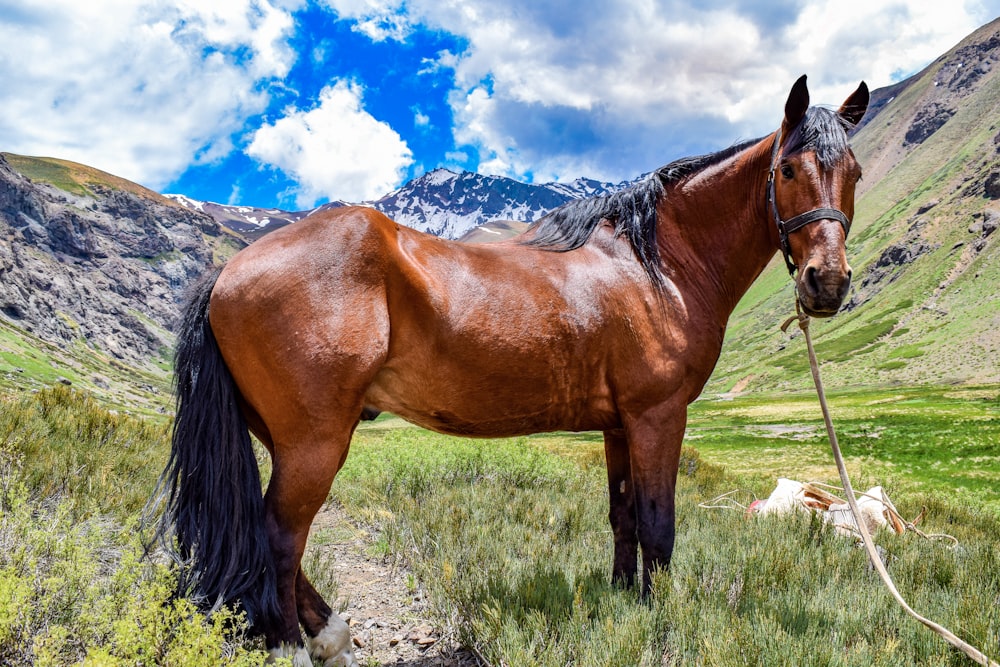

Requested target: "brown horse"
[{"left": 152, "top": 75, "right": 868, "bottom": 665}]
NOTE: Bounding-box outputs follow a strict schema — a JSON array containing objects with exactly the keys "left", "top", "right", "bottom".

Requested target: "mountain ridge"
[
  {"left": 0, "top": 152, "right": 241, "bottom": 406},
  {"left": 165, "top": 166, "right": 622, "bottom": 241}
]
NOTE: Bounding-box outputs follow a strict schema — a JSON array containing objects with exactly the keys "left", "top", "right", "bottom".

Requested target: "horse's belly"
[{"left": 364, "top": 368, "right": 619, "bottom": 437}]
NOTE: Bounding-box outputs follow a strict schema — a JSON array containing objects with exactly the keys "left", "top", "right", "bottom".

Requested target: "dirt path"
[{"left": 309, "top": 503, "right": 483, "bottom": 667}]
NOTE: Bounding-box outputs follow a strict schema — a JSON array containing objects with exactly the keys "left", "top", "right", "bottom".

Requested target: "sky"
[{"left": 0, "top": 1, "right": 998, "bottom": 210}]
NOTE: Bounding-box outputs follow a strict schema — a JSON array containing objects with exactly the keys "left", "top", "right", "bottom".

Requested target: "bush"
[
  {"left": 0, "top": 387, "right": 271, "bottom": 665},
  {"left": 0, "top": 386, "right": 168, "bottom": 518}
]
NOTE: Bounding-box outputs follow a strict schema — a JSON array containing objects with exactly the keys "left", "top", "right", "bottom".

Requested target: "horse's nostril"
[
  {"left": 842, "top": 269, "right": 853, "bottom": 297},
  {"left": 804, "top": 265, "right": 821, "bottom": 297}
]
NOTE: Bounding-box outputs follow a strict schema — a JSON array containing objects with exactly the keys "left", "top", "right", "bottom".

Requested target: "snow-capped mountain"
[
  {"left": 163, "top": 195, "right": 348, "bottom": 240},
  {"left": 374, "top": 168, "right": 617, "bottom": 239},
  {"left": 166, "top": 168, "right": 622, "bottom": 241}
]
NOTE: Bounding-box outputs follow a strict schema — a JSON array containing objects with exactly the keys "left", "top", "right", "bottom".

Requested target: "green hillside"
[
  {"left": 1, "top": 152, "right": 182, "bottom": 205},
  {"left": 0, "top": 313, "right": 172, "bottom": 415}
]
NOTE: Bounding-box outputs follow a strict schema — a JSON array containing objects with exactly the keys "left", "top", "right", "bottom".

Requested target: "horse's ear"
[
  {"left": 784, "top": 75, "right": 809, "bottom": 130},
  {"left": 838, "top": 81, "right": 870, "bottom": 126}
]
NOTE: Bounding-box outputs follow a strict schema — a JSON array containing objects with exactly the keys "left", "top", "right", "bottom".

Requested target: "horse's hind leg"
[
  {"left": 241, "top": 407, "right": 353, "bottom": 664},
  {"left": 263, "top": 426, "right": 359, "bottom": 667},
  {"left": 297, "top": 573, "right": 355, "bottom": 666}
]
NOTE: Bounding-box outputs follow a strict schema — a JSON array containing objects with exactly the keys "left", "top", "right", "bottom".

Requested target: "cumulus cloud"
[
  {"left": 6, "top": 0, "right": 996, "bottom": 202},
  {"left": 321, "top": 0, "right": 410, "bottom": 41},
  {"left": 320, "top": 0, "right": 996, "bottom": 182},
  {"left": 247, "top": 80, "right": 413, "bottom": 205},
  {"left": 0, "top": 0, "right": 300, "bottom": 189}
]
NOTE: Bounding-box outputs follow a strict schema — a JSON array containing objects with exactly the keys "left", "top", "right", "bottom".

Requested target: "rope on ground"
[
  {"left": 697, "top": 489, "right": 758, "bottom": 511},
  {"left": 786, "top": 301, "right": 998, "bottom": 667}
]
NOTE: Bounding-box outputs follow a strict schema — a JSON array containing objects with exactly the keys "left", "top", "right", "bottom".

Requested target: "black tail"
[{"left": 147, "top": 268, "right": 279, "bottom": 630}]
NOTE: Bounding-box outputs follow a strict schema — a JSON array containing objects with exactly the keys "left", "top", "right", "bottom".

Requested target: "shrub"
[{"left": 0, "top": 387, "right": 271, "bottom": 665}]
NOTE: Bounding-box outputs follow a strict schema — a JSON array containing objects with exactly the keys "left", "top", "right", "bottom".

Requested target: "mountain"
[
  {"left": 0, "top": 153, "right": 241, "bottom": 407},
  {"left": 706, "top": 17, "right": 1000, "bottom": 393},
  {"left": 369, "top": 168, "right": 615, "bottom": 238},
  {"left": 163, "top": 194, "right": 318, "bottom": 241},
  {"left": 167, "top": 168, "right": 618, "bottom": 241},
  {"left": 457, "top": 220, "right": 531, "bottom": 243}
]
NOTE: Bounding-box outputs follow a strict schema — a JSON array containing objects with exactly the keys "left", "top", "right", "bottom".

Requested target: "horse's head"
[{"left": 769, "top": 75, "right": 869, "bottom": 317}]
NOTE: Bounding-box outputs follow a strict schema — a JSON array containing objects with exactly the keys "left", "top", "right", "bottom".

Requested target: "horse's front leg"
[
  {"left": 623, "top": 401, "right": 687, "bottom": 595},
  {"left": 603, "top": 429, "right": 638, "bottom": 588}
]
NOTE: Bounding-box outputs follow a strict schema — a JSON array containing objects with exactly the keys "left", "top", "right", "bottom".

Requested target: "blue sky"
[{"left": 1, "top": 1, "right": 998, "bottom": 211}]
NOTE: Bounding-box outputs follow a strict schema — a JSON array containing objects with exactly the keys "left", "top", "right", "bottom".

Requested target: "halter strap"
[{"left": 767, "top": 129, "right": 852, "bottom": 274}]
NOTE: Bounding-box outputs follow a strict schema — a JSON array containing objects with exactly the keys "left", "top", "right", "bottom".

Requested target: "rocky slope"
[{"left": 0, "top": 153, "right": 241, "bottom": 399}]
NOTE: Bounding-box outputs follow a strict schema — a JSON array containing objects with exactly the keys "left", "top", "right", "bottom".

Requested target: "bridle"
[{"left": 767, "top": 129, "right": 852, "bottom": 275}]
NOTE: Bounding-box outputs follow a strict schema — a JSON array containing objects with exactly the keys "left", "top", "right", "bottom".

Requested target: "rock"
[
  {"left": 0, "top": 153, "right": 241, "bottom": 367},
  {"left": 904, "top": 103, "right": 956, "bottom": 145},
  {"left": 985, "top": 170, "right": 1000, "bottom": 199},
  {"left": 983, "top": 215, "right": 998, "bottom": 236}
]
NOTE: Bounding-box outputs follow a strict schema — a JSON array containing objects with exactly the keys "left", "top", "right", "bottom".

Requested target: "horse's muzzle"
[{"left": 796, "top": 261, "right": 852, "bottom": 317}]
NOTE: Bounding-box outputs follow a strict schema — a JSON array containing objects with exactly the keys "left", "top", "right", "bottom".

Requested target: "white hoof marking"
[
  {"left": 267, "top": 644, "right": 312, "bottom": 667},
  {"left": 309, "top": 614, "right": 359, "bottom": 667}
]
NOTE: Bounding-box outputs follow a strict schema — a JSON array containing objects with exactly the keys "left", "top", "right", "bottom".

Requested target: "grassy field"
[{"left": 2, "top": 384, "right": 999, "bottom": 665}]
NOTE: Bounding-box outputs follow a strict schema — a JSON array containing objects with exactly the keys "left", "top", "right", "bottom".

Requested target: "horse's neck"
[{"left": 659, "top": 137, "right": 778, "bottom": 320}]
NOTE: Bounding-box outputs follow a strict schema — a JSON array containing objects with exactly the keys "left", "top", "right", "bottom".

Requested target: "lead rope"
[{"left": 784, "top": 301, "right": 999, "bottom": 666}]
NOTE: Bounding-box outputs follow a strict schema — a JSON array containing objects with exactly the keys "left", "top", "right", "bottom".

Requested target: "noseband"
[{"left": 767, "top": 130, "right": 852, "bottom": 275}]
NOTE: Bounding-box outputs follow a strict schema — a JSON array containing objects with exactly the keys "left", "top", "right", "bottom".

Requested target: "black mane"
[
  {"left": 523, "top": 137, "right": 760, "bottom": 289},
  {"left": 524, "top": 106, "right": 854, "bottom": 288}
]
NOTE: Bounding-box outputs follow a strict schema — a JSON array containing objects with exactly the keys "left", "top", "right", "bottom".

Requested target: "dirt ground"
[{"left": 309, "top": 503, "right": 484, "bottom": 667}]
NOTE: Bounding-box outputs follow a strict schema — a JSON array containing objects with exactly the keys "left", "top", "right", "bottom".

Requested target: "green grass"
[
  {"left": 687, "top": 385, "right": 1000, "bottom": 511},
  {"left": 2, "top": 152, "right": 177, "bottom": 203},
  {"left": 0, "top": 387, "right": 270, "bottom": 665},
  {"left": 0, "top": 385, "right": 169, "bottom": 517},
  {"left": 3, "top": 384, "right": 999, "bottom": 665},
  {"left": 339, "top": 399, "right": 1000, "bottom": 666},
  {"left": 2, "top": 153, "right": 90, "bottom": 196}
]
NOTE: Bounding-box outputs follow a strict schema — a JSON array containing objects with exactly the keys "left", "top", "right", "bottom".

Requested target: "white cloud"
[
  {"left": 247, "top": 80, "right": 413, "bottom": 205},
  {"left": 784, "top": 1, "right": 985, "bottom": 103},
  {"left": 4, "top": 0, "right": 994, "bottom": 202},
  {"left": 321, "top": 0, "right": 996, "bottom": 183},
  {"left": 320, "top": 0, "right": 410, "bottom": 41},
  {"left": 0, "top": 0, "right": 301, "bottom": 189}
]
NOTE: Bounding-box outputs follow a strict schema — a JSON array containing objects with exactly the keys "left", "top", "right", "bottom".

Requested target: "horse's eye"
[{"left": 780, "top": 165, "right": 794, "bottom": 180}]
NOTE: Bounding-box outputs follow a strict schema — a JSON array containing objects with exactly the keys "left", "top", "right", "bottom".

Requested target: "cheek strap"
[{"left": 767, "top": 130, "right": 853, "bottom": 275}]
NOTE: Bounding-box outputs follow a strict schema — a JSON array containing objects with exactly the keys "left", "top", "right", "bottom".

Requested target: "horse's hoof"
[
  {"left": 267, "top": 644, "right": 312, "bottom": 667},
  {"left": 309, "top": 614, "right": 359, "bottom": 667}
]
